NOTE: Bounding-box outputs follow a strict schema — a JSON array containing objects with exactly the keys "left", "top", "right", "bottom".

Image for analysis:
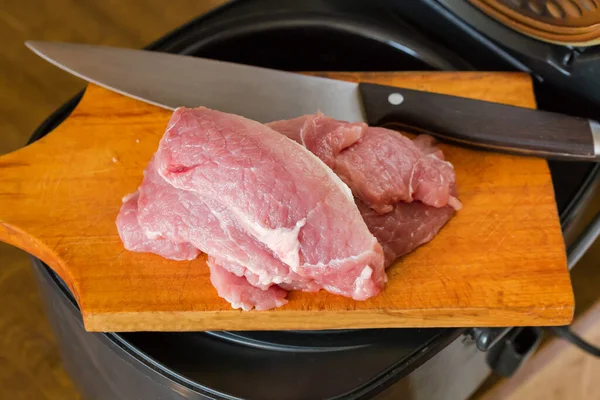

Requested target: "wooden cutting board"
[{"left": 0, "top": 71, "right": 573, "bottom": 332}]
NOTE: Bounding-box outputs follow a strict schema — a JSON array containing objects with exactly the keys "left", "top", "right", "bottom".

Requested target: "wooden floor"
[
  {"left": 0, "top": 1, "right": 227, "bottom": 399},
  {"left": 473, "top": 241, "right": 600, "bottom": 400},
  {"left": 480, "top": 304, "right": 600, "bottom": 400},
  {"left": 0, "top": 0, "right": 598, "bottom": 399}
]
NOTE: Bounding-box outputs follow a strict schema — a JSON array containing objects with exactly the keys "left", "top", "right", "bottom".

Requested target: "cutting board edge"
[
  {"left": 0, "top": 220, "right": 80, "bottom": 302},
  {"left": 82, "top": 304, "right": 574, "bottom": 332}
]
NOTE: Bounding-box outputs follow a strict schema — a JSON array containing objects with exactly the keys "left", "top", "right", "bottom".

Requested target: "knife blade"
[{"left": 26, "top": 41, "right": 600, "bottom": 161}]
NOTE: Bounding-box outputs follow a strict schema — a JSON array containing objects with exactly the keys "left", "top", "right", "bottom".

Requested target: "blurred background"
[{"left": 1, "top": 1, "right": 599, "bottom": 399}]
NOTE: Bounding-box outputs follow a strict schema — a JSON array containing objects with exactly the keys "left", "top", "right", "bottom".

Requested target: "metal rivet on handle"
[{"left": 388, "top": 93, "right": 404, "bottom": 105}]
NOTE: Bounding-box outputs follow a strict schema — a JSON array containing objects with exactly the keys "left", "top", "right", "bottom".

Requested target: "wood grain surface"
[
  {"left": 473, "top": 241, "right": 600, "bottom": 400},
  {"left": 0, "top": 71, "right": 574, "bottom": 332}
]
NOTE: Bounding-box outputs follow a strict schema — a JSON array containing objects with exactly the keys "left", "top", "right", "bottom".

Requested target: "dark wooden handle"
[{"left": 358, "top": 83, "right": 599, "bottom": 161}]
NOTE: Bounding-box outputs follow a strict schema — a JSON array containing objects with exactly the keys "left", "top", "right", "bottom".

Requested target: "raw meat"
[
  {"left": 136, "top": 156, "right": 321, "bottom": 292},
  {"left": 117, "top": 108, "right": 461, "bottom": 311},
  {"left": 132, "top": 160, "right": 302, "bottom": 310},
  {"left": 356, "top": 199, "right": 455, "bottom": 266},
  {"left": 268, "top": 113, "right": 461, "bottom": 213},
  {"left": 268, "top": 114, "right": 367, "bottom": 168},
  {"left": 208, "top": 257, "right": 288, "bottom": 311},
  {"left": 116, "top": 191, "right": 199, "bottom": 261},
  {"left": 154, "top": 107, "right": 385, "bottom": 301},
  {"left": 118, "top": 107, "right": 386, "bottom": 311},
  {"left": 267, "top": 113, "right": 459, "bottom": 265}
]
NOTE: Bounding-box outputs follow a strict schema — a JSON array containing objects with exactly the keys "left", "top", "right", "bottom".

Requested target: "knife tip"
[
  {"left": 25, "top": 40, "right": 75, "bottom": 51},
  {"left": 24, "top": 40, "right": 51, "bottom": 54},
  {"left": 24, "top": 40, "right": 78, "bottom": 63}
]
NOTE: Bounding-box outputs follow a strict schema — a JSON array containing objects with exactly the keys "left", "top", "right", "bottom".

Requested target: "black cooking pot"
[{"left": 28, "top": 1, "right": 600, "bottom": 399}]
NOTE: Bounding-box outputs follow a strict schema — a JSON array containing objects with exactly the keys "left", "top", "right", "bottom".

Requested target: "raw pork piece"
[
  {"left": 356, "top": 199, "right": 455, "bottom": 266},
  {"left": 118, "top": 176, "right": 292, "bottom": 311},
  {"left": 137, "top": 156, "right": 321, "bottom": 292},
  {"left": 208, "top": 257, "right": 288, "bottom": 311},
  {"left": 117, "top": 107, "right": 461, "bottom": 311},
  {"left": 141, "top": 106, "right": 385, "bottom": 303},
  {"left": 268, "top": 114, "right": 367, "bottom": 168},
  {"left": 268, "top": 113, "right": 461, "bottom": 213},
  {"left": 116, "top": 191, "right": 199, "bottom": 261},
  {"left": 268, "top": 113, "right": 459, "bottom": 265},
  {"left": 154, "top": 107, "right": 386, "bottom": 300},
  {"left": 119, "top": 156, "right": 319, "bottom": 311}
]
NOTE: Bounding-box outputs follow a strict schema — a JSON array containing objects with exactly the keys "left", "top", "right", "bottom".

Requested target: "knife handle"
[{"left": 358, "top": 83, "right": 600, "bottom": 161}]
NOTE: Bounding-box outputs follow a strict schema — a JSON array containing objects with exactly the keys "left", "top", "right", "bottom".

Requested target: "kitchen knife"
[{"left": 26, "top": 41, "right": 600, "bottom": 161}]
